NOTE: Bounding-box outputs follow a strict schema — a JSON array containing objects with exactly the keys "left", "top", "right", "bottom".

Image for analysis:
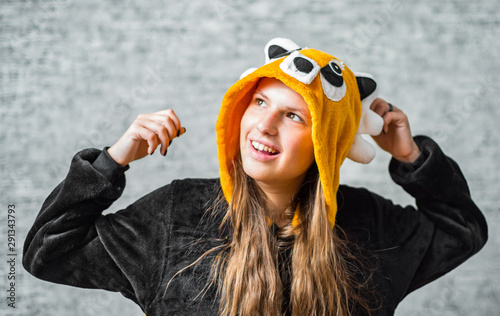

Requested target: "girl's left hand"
[{"left": 370, "top": 98, "right": 421, "bottom": 163}]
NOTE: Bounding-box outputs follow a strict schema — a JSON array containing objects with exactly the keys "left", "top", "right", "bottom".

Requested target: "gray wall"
[{"left": 1, "top": 0, "right": 499, "bottom": 315}]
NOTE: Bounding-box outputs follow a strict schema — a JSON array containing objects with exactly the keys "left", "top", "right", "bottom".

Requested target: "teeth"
[{"left": 252, "top": 141, "right": 277, "bottom": 154}]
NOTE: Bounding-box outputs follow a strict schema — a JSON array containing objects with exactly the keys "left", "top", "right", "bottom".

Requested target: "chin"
[{"left": 242, "top": 163, "right": 273, "bottom": 182}]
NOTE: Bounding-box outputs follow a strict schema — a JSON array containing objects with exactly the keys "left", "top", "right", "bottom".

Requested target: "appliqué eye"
[
  {"left": 279, "top": 51, "right": 320, "bottom": 85},
  {"left": 330, "top": 62, "right": 342, "bottom": 77},
  {"left": 320, "top": 59, "right": 347, "bottom": 101}
]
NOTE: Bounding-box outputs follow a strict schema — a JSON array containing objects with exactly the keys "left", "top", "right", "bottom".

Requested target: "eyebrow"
[{"left": 254, "top": 90, "right": 311, "bottom": 119}]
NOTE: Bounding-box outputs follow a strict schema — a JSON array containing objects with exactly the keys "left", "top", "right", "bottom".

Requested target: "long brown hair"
[{"left": 207, "top": 157, "right": 377, "bottom": 315}]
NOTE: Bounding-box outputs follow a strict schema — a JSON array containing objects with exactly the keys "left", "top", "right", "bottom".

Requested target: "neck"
[{"left": 254, "top": 177, "right": 303, "bottom": 227}]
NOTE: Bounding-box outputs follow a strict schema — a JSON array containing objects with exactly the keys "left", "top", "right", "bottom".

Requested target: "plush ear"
[
  {"left": 355, "top": 73, "right": 378, "bottom": 115},
  {"left": 240, "top": 67, "right": 258, "bottom": 79},
  {"left": 356, "top": 75, "right": 377, "bottom": 101},
  {"left": 347, "top": 72, "right": 384, "bottom": 164},
  {"left": 239, "top": 38, "right": 301, "bottom": 79},
  {"left": 348, "top": 135, "right": 377, "bottom": 164},
  {"left": 264, "top": 38, "right": 301, "bottom": 63}
]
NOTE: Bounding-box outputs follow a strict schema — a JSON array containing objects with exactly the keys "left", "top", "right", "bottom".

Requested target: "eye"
[
  {"left": 321, "top": 61, "right": 344, "bottom": 88},
  {"left": 287, "top": 112, "right": 303, "bottom": 123},
  {"left": 329, "top": 61, "right": 342, "bottom": 76},
  {"left": 279, "top": 51, "right": 320, "bottom": 85},
  {"left": 255, "top": 98, "right": 266, "bottom": 107},
  {"left": 320, "top": 59, "right": 347, "bottom": 102}
]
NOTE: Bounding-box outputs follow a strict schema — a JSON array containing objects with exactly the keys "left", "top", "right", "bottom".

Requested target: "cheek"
[
  {"left": 239, "top": 110, "right": 253, "bottom": 149},
  {"left": 239, "top": 113, "right": 249, "bottom": 141},
  {"left": 286, "top": 131, "right": 315, "bottom": 163}
]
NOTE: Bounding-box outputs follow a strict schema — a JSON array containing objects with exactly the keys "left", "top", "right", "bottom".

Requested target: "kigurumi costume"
[
  {"left": 217, "top": 38, "right": 383, "bottom": 228},
  {"left": 23, "top": 38, "right": 487, "bottom": 315}
]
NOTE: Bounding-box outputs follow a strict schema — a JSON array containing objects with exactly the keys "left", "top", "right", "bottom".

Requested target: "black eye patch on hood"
[{"left": 321, "top": 61, "right": 344, "bottom": 88}]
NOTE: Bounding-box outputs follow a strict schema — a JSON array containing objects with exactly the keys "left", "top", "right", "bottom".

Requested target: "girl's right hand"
[{"left": 107, "top": 109, "right": 186, "bottom": 166}]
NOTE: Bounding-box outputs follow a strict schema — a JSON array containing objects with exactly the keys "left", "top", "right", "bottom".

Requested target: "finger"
[
  {"left": 156, "top": 109, "right": 182, "bottom": 134},
  {"left": 155, "top": 116, "right": 178, "bottom": 150},
  {"left": 388, "top": 103, "right": 400, "bottom": 113},
  {"left": 369, "top": 98, "right": 388, "bottom": 117},
  {"left": 179, "top": 126, "right": 187, "bottom": 136},
  {"left": 150, "top": 110, "right": 184, "bottom": 140},
  {"left": 135, "top": 125, "right": 160, "bottom": 155},
  {"left": 379, "top": 110, "right": 399, "bottom": 134},
  {"left": 133, "top": 110, "right": 185, "bottom": 155},
  {"left": 370, "top": 98, "right": 397, "bottom": 117},
  {"left": 166, "top": 116, "right": 178, "bottom": 143},
  {"left": 158, "top": 116, "right": 186, "bottom": 140},
  {"left": 381, "top": 109, "right": 408, "bottom": 134},
  {"left": 138, "top": 119, "right": 174, "bottom": 156}
]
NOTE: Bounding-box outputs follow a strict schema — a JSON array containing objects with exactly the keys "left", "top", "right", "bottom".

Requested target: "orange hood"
[{"left": 216, "top": 38, "right": 382, "bottom": 228}]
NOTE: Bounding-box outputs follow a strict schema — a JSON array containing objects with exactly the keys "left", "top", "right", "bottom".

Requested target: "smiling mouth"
[{"left": 251, "top": 141, "right": 279, "bottom": 155}]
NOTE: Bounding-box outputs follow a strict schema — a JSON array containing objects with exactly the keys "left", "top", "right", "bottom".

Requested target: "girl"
[{"left": 23, "top": 38, "right": 487, "bottom": 316}]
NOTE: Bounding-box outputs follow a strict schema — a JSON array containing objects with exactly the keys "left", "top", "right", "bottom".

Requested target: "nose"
[{"left": 257, "top": 111, "right": 278, "bottom": 136}]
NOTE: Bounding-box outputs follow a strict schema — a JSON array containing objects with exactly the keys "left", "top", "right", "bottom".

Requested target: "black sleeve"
[
  {"left": 337, "top": 136, "right": 488, "bottom": 306},
  {"left": 91, "top": 146, "right": 130, "bottom": 185},
  {"left": 22, "top": 148, "right": 172, "bottom": 312},
  {"left": 389, "top": 136, "right": 487, "bottom": 294}
]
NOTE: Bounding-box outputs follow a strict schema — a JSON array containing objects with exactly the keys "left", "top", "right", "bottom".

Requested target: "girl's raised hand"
[
  {"left": 107, "top": 109, "right": 186, "bottom": 166},
  {"left": 370, "top": 98, "right": 421, "bottom": 163}
]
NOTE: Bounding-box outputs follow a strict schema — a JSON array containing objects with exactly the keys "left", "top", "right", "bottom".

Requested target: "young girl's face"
[{"left": 239, "top": 78, "right": 315, "bottom": 191}]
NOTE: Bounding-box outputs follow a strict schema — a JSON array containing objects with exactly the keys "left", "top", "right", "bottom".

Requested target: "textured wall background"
[{"left": 1, "top": 0, "right": 499, "bottom": 315}]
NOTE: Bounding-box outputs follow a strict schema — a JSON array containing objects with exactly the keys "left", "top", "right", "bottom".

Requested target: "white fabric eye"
[
  {"left": 279, "top": 51, "right": 320, "bottom": 85},
  {"left": 320, "top": 59, "right": 347, "bottom": 102}
]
